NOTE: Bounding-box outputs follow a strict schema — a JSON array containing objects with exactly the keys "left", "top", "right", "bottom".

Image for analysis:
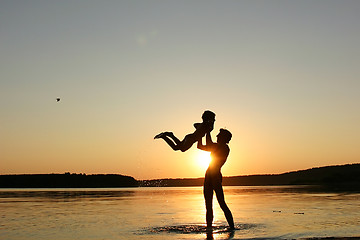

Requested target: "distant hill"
[
  {"left": 1, "top": 164, "right": 359, "bottom": 189},
  {"left": 140, "top": 163, "right": 360, "bottom": 189},
  {"left": 0, "top": 173, "right": 138, "bottom": 188}
]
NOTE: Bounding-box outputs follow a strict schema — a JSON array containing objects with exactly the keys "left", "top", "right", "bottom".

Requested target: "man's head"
[
  {"left": 217, "top": 128, "right": 232, "bottom": 144},
  {"left": 202, "top": 110, "right": 216, "bottom": 123}
]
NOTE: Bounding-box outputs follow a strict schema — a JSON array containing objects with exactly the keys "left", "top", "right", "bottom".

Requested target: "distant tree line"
[
  {"left": 140, "top": 164, "right": 360, "bottom": 190},
  {"left": 0, "top": 173, "right": 138, "bottom": 188},
  {"left": 1, "top": 164, "right": 359, "bottom": 189}
]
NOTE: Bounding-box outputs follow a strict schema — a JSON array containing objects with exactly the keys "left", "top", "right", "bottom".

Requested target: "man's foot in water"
[
  {"left": 227, "top": 224, "right": 235, "bottom": 231},
  {"left": 227, "top": 226, "right": 235, "bottom": 231},
  {"left": 206, "top": 226, "right": 213, "bottom": 232}
]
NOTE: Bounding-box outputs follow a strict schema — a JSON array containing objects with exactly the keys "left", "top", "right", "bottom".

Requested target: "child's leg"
[
  {"left": 178, "top": 134, "right": 197, "bottom": 152},
  {"left": 164, "top": 132, "right": 182, "bottom": 146},
  {"left": 155, "top": 132, "right": 196, "bottom": 152},
  {"left": 161, "top": 136, "right": 180, "bottom": 151},
  {"left": 155, "top": 132, "right": 183, "bottom": 151},
  {"left": 165, "top": 133, "right": 196, "bottom": 152}
]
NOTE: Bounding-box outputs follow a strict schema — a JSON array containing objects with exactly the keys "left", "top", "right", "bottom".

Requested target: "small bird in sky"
[{"left": 56, "top": 98, "right": 61, "bottom": 102}]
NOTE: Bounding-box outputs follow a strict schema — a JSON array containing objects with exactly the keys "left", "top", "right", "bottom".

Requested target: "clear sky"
[{"left": 1, "top": 0, "right": 359, "bottom": 180}]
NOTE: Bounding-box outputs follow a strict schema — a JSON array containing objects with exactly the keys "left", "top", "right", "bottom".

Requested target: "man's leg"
[
  {"left": 204, "top": 181, "right": 214, "bottom": 228},
  {"left": 214, "top": 183, "right": 234, "bottom": 229}
]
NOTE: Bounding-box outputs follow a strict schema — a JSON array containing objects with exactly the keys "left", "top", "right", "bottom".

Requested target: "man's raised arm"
[{"left": 206, "top": 131, "right": 214, "bottom": 146}]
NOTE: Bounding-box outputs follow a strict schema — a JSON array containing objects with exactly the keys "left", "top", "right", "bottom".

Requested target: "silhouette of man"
[{"left": 197, "top": 128, "right": 235, "bottom": 230}]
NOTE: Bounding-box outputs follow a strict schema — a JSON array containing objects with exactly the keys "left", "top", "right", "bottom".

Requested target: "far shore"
[{"left": 1, "top": 163, "right": 359, "bottom": 189}]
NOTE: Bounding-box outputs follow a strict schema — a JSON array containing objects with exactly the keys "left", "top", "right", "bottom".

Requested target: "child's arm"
[
  {"left": 206, "top": 132, "right": 214, "bottom": 146},
  {"left": 198, "top": 133, "right": 214, "bottom": 152},
  {"left": 197, "top": 136, "right": 211, "bottom": 152}
]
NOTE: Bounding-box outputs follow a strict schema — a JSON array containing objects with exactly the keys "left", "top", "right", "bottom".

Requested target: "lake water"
[{"left": 1, "top": 186, "right": 359, "bottom": 240}]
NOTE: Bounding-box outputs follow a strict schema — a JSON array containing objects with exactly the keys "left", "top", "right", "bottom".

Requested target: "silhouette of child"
[
  {"left": 197, "top": 128, "right": 235, "bottom": 230},
  {"left": 154, "top": 110, "right": 215, "bottom": 152}
]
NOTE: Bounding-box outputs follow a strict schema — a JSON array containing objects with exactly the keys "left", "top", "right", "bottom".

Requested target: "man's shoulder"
[{"left": 216, "top": 143, "right": 230, "bottom": 151}]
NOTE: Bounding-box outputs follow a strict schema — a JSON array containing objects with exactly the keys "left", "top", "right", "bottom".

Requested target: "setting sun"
[{"left": 196, "top": 151, "right": 211, "bottom": 170}]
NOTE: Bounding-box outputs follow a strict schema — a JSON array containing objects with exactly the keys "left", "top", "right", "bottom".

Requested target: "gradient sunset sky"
[{"left": 1, "top": 1, "right": 359, "bottom": 180}]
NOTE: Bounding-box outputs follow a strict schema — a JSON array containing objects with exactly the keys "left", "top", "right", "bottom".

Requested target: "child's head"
[
  {"left": 217, "top": 128, "right": 232, "bottom": 144},
  {"left": 202, "top": 110, "right": 216, "bottom": 123}
]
